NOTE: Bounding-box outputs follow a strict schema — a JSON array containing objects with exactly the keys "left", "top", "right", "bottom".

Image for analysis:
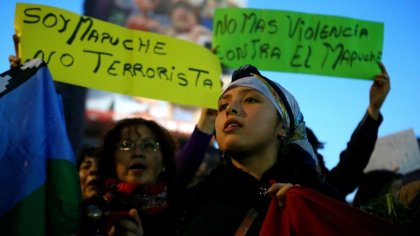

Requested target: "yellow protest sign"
[
  {"left": 213, "top": 8, "right": 384, "bottom": 80},
  {"left": 14, "top": 3, "right": 221, "bottom": 109}
]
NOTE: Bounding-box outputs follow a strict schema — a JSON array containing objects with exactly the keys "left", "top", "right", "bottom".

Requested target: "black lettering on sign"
[
  {"left": 99, "top": 32, "right": 119, "bottom": 46},
  {"left": 220, "top": 39, "right": 281, "bottom": 61},
  {"left": 156, "top": 66, "right": 175, "bottom": 81},
  {"left": 287, "top": 15, "right": 369, "bottom": 42},
  {"left": 189, "top": 68, "right": 212, "bottom": 88},
  {"left": 154, "top": 42, "right": 166, "bottom": 55},
  {"left": 214, "top": 14, "right": 238, "bottom": 36},
  {"left": 60, "top": 53, "right": 74, "bottom": 67},
  {"left": 33, "top": 50, "right": 56, "bottom": 64},
  {"left": 177, "top": 73, "right": 188, "bottom": 86},
  {"left": 108, "top": 60, "right": 120, "bottom": 76},
  {"left": 67, "top": 16, "right": 168, "bottom": 56},
  {"left": 23, "top": 7, "right": 71, "bottom": 33},
  {"left": 83, "top": 49, "right": 113, "bottom": 73},
  {"left": 23, "top": 7, "right": 41, "bottom": 23},
  {"left": 290, "top": 44, "right": 311, "bottom": 68},
  {"left": 67, "top": 16, "right": 94, "bottom": 45},
  {"left": 136, "top": 38, "right": 167, "bottom": 55},
  {"left": 123, "top": 39, "right": 133, "bottom": 50},
  {"left": 241, "top": 12, "right": 279, "bottom": 34},
  {"left": 32, "top": 50, "right": 74, "bottom": 67},
  {"left": 214, "top": 12, "right": 279, "bottom": 36},
  {"left": 322, "top": 43, "right": 381, "bottom": 69},
  {"left": 80, "top": 51, "right": 215, "bottom": 89}
]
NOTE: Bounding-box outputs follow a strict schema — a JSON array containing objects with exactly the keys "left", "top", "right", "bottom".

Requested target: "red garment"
[{"left": 260, "top": 186, "right": 411, "bottom": 236}]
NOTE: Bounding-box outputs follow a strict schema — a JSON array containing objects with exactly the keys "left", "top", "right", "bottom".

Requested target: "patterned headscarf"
[{"left": 221, "top": 64, "right": 318, "bottom": 166}]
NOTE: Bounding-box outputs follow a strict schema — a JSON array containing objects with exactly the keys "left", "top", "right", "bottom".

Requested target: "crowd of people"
[
  {"left": 5, "top": 1, "right": 419, "bottom": 234},
  {"left": 8, "top": 46, "right": 420, "bottom": 236},
  {"left": 7, "top": 50, "right": 420, "bottom": 234},
  {"left": 71, "top": 62, "right": 418, "bottom": 235}
]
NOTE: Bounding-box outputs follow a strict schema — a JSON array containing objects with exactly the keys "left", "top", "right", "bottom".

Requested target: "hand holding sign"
[{"left": 368, "top": 62, "right": 390, "bottom": 120}]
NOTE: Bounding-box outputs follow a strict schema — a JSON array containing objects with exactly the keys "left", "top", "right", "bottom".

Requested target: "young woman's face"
[
  {"left": 216, "top": 86, "right": 284, "bottom": 156},
  {"left": 114, "top": 124, "right": 163, "bottom": 185},
  {"left": 79, "top": 156, "right": 98, "bottom": 200}
]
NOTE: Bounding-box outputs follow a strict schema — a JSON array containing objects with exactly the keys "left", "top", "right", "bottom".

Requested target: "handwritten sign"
[
  {"left": 14, "top": 3, "right": 222, "bottom": 109},
  {"left": 365, "top": 129, "right": 420, "bottom": 174},
  {"left": 213, "top": 8, "right": 384, "bottom": 80}
]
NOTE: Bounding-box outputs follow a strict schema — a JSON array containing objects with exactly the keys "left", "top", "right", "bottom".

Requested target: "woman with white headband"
[{"left": 179, "top": 64, "right": 343, "bottom": 236}]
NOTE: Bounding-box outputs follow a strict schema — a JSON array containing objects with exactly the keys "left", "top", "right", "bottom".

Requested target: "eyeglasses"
[{"left": 116, "top": 139, "right": 160, "bottom": 153}]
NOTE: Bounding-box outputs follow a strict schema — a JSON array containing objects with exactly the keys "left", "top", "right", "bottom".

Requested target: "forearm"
[
  {"left": 175, "top": 126, "right": 213, "bottom": 188},
  {"left": 327, "top": 111, "right": 383, "bottom": 195}
]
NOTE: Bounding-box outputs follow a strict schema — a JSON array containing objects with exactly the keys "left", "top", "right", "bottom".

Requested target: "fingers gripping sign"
[{"left": 368, "top": 62, "right": 391, "bottom": 120}]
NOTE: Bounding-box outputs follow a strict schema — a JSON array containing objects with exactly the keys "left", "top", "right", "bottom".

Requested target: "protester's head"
[
  {"left": 216, "top": 64, "right": 317, "bottom": 171},
  {"left": 78, "top": 146, "right": 99, "bottom": 200},
  {"left": 98, "top": 118, "right": 177, "bottom": 188},
  {"left": 133, "top": 0, "right": 159, "bottom": 12},
  {"left": 398, "top": 168, "right": 420, "bottom": 206},
  {"left": 353, "top": 170, "right": 403, "bottom": 207},
  {"left": 169, "top": 1, "right": 201, "bottom": 33}
]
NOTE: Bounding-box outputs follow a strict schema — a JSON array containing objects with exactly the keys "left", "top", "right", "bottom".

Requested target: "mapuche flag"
[{"left": 0, "top": 59, "right": 81, "bottom": 235}]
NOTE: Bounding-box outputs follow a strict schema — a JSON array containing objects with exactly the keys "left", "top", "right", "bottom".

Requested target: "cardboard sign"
[
  {"left": 213, "top": 8, "right": 384, "bottom": 80},
  {"left": 15, "top": 3, "right": 222, "bottom": 109},
  {"left": 365, "top": 129, "right": 420, "bottom": 174}
]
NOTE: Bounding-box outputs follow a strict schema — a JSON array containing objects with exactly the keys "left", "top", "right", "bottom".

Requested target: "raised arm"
[
  {"left": 368, "top": 62, "right": 391, "bottom": 120},
  {"left": 327, "top": 62, "right": 391, "bottom": 196},
  {"left": 175, "top": 108, "right": 217, "bottom": 190}
]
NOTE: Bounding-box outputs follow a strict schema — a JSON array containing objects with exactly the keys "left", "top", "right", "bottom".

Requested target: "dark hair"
[
  {"left": 77, "top": 146, "right": 99, "bottom": 170},
  {"left": 97, "top": 118, "right": 177, "bottom": 195},
  {"left": 169, "top": 1, "right": 201, "bottom": 24},
  {"left": 305, "top": 127, "right": 325, "bottom": 150},
  {"left": 353, "top": 170, "right": 403, "bottom": 207}
]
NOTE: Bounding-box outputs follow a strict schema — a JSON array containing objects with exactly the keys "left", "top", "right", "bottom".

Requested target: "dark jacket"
[
  {"left": 327, "top": 112, "right": 383, "bottom": 196},
  {"left": 180, "top": 157, "right": 343, "bottom": 236}
]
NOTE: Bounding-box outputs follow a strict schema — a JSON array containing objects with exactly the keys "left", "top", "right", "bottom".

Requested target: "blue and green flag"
[{"left": 0, "top": 59, "right": 81, "bottom": 235}]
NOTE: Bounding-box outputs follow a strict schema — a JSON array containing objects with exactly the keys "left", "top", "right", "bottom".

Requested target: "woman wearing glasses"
[{"left": 85, "top": 116, "right": 212, "bottom": 236}]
